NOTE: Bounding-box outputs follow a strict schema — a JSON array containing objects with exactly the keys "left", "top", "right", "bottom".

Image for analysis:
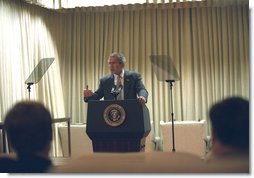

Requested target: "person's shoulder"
[
  {"left": 125, "top": 70, "right": 140, "bottom": 76},
  {"left": 0, "top": 156, "right": 16, "bottom": 172},
  {"left": 0, "top": 156, "right": 15, "bottom": 163},
  {"left": 100, "top": 74, "right": 112, "bottom": 81}
]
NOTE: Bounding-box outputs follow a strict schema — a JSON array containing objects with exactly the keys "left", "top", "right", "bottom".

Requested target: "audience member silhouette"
[
  {"left": 205, "top": 97, "right": 249, "bottom": 172},
  {"left": 0, "top": 101, "right": 53, "bottom": 173}
]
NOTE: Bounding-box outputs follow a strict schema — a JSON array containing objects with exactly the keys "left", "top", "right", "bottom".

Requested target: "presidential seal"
[{"left": 103, "top": 104, "right": 126, "bottom": 127}]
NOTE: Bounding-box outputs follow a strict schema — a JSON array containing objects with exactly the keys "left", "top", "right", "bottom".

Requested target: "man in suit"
[{"left": 83, "top": 52, "right": 148, "bottom": 104}]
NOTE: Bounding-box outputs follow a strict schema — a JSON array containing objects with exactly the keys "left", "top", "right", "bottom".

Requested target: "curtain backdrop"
[
  {"left": 0, "top": 0, "right": 249, "bottom": 146},
  {"left": 0, "top": 0, "right": 65, "bottom": 118}
]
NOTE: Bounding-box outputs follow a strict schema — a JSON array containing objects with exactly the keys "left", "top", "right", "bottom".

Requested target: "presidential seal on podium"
[{"left": 103, "top": 104, "right": 126, "bottom": 126}]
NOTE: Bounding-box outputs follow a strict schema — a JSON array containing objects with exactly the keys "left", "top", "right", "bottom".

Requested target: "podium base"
[{"left": 92, "top": 137, "right": 146, "bottom": 152}]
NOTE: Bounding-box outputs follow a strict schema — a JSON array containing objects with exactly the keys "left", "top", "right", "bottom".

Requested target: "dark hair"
[
  {"left": 109, "top": 52, "right": 126, "bottom": 64},
  {"left": 209, "top": 97, "right": 249, "bottom": 150},
  {"left": 4, "top": 101, "right": 52, "bottom": 156}
]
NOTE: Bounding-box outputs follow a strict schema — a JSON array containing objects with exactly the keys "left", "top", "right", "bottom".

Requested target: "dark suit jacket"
[
  {"left": 0, "top": 156, "right": 16, "bottom": 173},
  {"left": 84, "top": 70, "right": 148, "bottom": 102},
  {"left": 0, "top": 155, "right": 52, "bottom": 173}
]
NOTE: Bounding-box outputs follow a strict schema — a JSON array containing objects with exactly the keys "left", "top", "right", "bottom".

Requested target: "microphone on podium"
[
  {"left": 111, "top": 85, "right": 116, "bottom": 95},
  {"left": 117, "top": 85, "right": 123, "bottom": 93},
  {"left": 110, "top": 85, "right": 123, "bottom": 100}
]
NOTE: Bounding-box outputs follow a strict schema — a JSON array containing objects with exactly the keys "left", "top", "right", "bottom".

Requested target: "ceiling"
[
  {"left": 23, "top": 0, "right": 200, "bottom": 9},
  {"left": 23, "top": 0, "right": 248, "bottom": 10}
]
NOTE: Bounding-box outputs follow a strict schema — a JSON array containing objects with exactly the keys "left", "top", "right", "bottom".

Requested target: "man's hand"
[
  {"left": 138, "top": 96, "right": 146, "bottom": 105},
  {"left": 83, "top": 85, "right": 94, "bottom": 98}
]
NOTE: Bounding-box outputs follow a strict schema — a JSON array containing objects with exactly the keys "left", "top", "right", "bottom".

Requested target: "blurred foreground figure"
[
  {"left": 205, "top": 97, "right": 249, "bottom": 173},
  {"left": 0, "top": 101, "right": 53, "bottom": 173}
]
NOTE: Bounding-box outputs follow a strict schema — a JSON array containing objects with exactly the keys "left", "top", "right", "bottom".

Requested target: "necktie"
[
  {"left": 116, "top": 75, "right": 123, "bottom": 100},
  {"left": 116, "top": 75, "right": 122, "bottom": 87}
]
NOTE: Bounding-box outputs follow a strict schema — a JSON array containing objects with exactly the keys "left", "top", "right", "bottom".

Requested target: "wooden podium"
[{"left": 86, "top": 99, "right": 151, "bottom": 152}]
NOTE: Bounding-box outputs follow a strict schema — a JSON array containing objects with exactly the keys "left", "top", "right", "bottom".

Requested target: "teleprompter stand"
[
  {"left": 166, "top": 80, "right": 176, "bottom": 152},
  {"left": 150, "top": 55, "right": 180, "bottom": 152},
  {"left": 25, "top": 58, "right": 54, "bottom": 100}
]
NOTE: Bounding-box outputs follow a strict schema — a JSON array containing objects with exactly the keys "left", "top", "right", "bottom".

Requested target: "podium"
[{"left": 86, "top": 99, "right": 151, "bottom": 152}]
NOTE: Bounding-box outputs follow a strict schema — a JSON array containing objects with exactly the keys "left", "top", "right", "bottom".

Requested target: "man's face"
[{"left": 108, "top": 55, "right": 124, "bottom": 75}]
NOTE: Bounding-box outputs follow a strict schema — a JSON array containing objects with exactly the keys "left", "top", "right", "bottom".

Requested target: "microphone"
[
  {"left": 117, "top": 85, "right": 123, "bottom": 92},
  {"left": 110, "top": 85, "right": 123, "bottom": 100},
  {"left": 111, "top": 85, "right": 116, "bottom": 94}
]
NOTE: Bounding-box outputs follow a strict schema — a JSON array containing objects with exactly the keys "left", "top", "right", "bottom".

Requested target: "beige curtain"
[
  {"left": 0, "top": 0, "right": 66, "bottom": 155},
  {"left": 0, "top": 0, "right": 249, "bottom": 144},
  {"left": 0, "top": 0, "right": 65, "bottom": 118},
  {"left": 54, "top": 3, "right": 249, "bottom": 138}
]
